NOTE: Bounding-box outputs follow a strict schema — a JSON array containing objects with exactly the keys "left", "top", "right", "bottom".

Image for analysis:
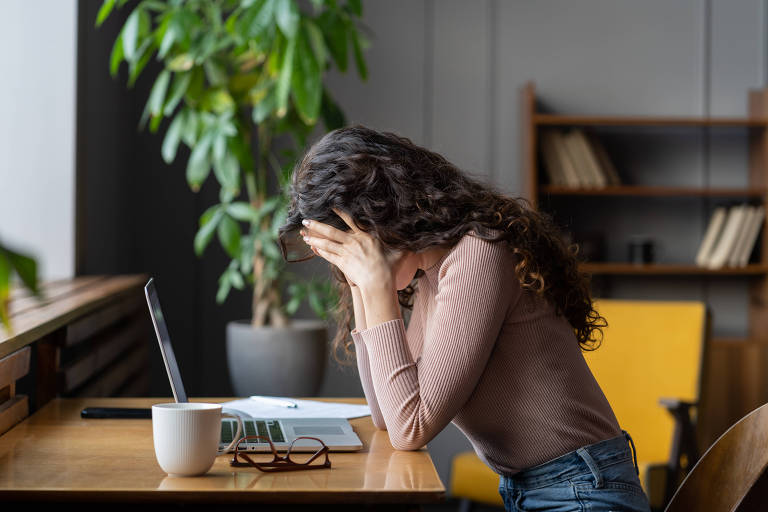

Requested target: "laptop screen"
[{"left": 144, "top": 278, "right": 188, "bottom": 403}]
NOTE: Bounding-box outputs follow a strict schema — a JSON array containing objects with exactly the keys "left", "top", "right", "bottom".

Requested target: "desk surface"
[{"left": 0, "top": 397, "right": 445, "bottom": 504}]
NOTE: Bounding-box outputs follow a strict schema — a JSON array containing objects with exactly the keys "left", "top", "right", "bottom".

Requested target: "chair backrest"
[
  {"left": 665, "top": 401, "right": 768, "bottom": 512},
  {"left": 583, "top": 300, "right": 707, "bottom": 465}
]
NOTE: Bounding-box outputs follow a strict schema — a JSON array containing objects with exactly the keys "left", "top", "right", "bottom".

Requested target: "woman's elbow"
[
  {"left": 373, "top": 417, "right": 388, "bottom": 431},
  {"left": 388, "top": 431, "right": 427, "bottom": 451}
]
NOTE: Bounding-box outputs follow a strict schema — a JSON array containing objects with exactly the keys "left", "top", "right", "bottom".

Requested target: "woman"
[{"left": 278, "top": 125, "right": 651, "bottom": 511}]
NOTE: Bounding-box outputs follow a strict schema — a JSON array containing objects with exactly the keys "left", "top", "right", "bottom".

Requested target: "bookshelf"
[{"left": 520, "top": 81, "right": 768, "bottom": 448}]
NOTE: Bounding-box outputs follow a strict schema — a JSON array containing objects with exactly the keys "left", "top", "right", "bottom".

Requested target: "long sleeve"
[
  {"left": 352, "top": 331, "right": 388, "bottom": 430},
  {"left": 358, "top": 235, "right": 518, "bottom": 450}
]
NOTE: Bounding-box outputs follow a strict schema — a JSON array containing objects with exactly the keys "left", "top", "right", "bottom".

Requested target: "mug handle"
[{"left": 218, "top": 407, "right": 245, "bottom": 455}]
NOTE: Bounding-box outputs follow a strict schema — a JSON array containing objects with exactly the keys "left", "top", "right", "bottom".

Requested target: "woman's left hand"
[{"left": 301, "top": 209, "right": 399, "bottom": 293}]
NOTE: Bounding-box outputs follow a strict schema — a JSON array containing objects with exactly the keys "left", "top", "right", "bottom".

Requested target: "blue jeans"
[{"left": 498, "top": 431, "right": 651, "bottom": 511}]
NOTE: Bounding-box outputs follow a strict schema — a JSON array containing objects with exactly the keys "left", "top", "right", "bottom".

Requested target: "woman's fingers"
[
  {"left": 315, "top": 247, "right": 342, "bottom": 267},
  {"left": 332, "top": 208, "right": 360, "bottom": 233},
  {"left": 302, "top": 218, "right": 348, "bottom": 242},
  {"left": 304, "top": 233, "right": 344, "bottom": 255}
]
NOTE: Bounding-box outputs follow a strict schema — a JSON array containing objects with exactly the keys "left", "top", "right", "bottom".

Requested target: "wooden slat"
[
  {"left": 75, "top": 343, "right": 149, "bottom": 398},
  {"left": 65, "top": 295, "right": 143, "bottom": 347},
  {"left": 534, "top": 114, "right": 768, "bottom": 127},
  {"left": 582, "top": 263, "right": 768, "bottom": 276},
  {"left": 8, "top": 276, "right": 106, "bottom": 317},
  {"left": 0, "top": 347, "right": 30, "bottom": 390},
  {"left": 62, "top": 316, "right": 148, "bottom": 393},
  {"left": 0, "top": 275, "right": 147, "bottom": 359},
  {"left": 0, "top": 395, "right": 28, "bottom": 436},
  {"left": 540, "top": 185, "right": 767, "bottom": 197}
]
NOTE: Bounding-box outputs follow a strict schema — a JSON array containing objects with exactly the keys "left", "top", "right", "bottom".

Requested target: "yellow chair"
[{"left": 449, "top": 299, "right": 708, "bottom": 511}]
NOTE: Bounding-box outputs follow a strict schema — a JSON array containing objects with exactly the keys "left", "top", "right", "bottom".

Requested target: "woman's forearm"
[
  {"left": 351, "top": 285, "right": 367, "bottom": 332},
  {"left": 361, "top": 282, "right": 401, "bottom": 329}
]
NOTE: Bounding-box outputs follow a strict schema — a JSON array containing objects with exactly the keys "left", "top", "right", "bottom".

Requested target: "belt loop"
[
  {"left": 576, "top": 447, "right": 604, "bottom": 488},
  {"left": 623, "top": 429, "right": 640, "bottom": 476}
]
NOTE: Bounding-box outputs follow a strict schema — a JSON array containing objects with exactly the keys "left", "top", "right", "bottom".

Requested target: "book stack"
[
  {"left": 539, "top": 128, "right": 621, "bottom": 188},
  {"left": 695, "top": 204, "right": 765, "bottom": 269}
]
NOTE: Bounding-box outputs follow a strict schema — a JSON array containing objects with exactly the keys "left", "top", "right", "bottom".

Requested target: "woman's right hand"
[{"left": 301, "top": 227, "right": 357, "bottom": 287}]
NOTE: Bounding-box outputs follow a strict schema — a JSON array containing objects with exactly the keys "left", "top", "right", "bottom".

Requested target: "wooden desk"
[{"left": 0, "top": 397, "right": 445, "bottom": 508}]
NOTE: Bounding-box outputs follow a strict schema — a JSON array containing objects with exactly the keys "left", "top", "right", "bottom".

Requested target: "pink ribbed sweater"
[{"left": 352, "top": 231, "right": 621, "bottom": 475}]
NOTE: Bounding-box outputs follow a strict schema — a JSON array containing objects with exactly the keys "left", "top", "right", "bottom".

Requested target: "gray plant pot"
[{"left": 226, "top": 319, "right": 328, "bottom": 397}]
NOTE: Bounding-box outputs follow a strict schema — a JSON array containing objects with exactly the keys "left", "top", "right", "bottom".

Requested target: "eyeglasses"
[
  {"left": 229, "top": 435, "right": 331, "bottom": 472},
  {"left": 278, "top": 227, "right": 315, "bottom": 263}
]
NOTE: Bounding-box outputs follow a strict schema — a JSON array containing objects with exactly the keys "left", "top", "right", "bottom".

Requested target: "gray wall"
[{"left": 323, "top": 0, "right": 768, "bottom": 489}]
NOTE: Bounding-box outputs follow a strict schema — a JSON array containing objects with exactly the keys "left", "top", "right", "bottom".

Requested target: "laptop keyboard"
[{"left": 221, "top": 419, "right": 285, "bottom": 445}]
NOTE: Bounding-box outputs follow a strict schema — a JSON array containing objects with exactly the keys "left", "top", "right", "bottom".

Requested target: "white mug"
[{"left": 152, "top": 403, "right": 243, "bottom": 477}]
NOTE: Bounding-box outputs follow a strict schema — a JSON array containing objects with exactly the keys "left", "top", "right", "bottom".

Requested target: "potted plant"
[{"left": 99, "top": 0, "right": 368, "bottom": 396}]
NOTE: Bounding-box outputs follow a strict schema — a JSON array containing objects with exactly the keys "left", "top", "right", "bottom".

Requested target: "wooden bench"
[{"left": 0, "top": 275, "right": 150, "bottom": 435}]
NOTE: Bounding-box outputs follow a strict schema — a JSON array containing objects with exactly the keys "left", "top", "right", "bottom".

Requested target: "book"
[
  {"left": 728, "top": 206, "right": 756, "bottom": 267},
  {"left": 572, "top": 129, "right": 607, "bottom": 187},
  {"left": 695, "top": 206, "right": 727, "bottom": 267},
  {"left": 737, "top": 206, "right": 764, "bottom": 267},
  {"left": 540, "top": 130, "right": 567, "bottom": 186},
  {"left": 550, "top": 131, "right": 582, "bottom": 187},
  {"left": 560, "top": 131, "right": 592, "bottom": 187},
  {"left": 707, "top": 204, "right": 748, "bottom": 269},
  {"left": 586, "top": 132, "right": 621, "bottom": 186}
]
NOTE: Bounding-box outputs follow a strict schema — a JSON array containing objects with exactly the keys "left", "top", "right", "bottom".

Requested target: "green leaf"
[
  {"left": 320, "top": 88, "right": 345, "bottom": 130},
  {"left": 243, "top": 0, "right": 276, "bottom": 38},
  {"left": 308, "top": 289, "right": 323, "bottom": 317},
  {"left": 227, "top": 202, "right": 257, "bottom": 222},
  {"left": 304, "top": 19, "right": 327, "bottom": 68},
  {"left": 213, "top": 153, "right": 240, "bottom": 192},
  {"left": 109, "top": 32, "right": 124, "bottom": 76},
  {"left": 181, "top": 109, "right": 199, "bottom": 145},
  {"left": 218, "top": 214, "right": 242, "bottom": 258},
  {"left": 291, "top": 27, "right": 322, "bottom": 125},
  {"left": 168, "top": 53, "right": 194, "bottom": 72},
  {"left": 163, "top": 71, "right": 191, "bottom": 115},
  {"left": 347, "top": 0, "right": 362, "bottom": 17},
  {"left": 216, "top": 271, "right": 232, "bottom": 304},
  {"left": 284, "top": 295, "right": 301, "bottom": 315},
  {"left": 252, "top": 87, "right": 276, "bottom": 123},
  {"left": 128, "top": 39, "right": 154, "bottom": 87},
  {"left": 194, "top": 207, "right": 224, "bottom": 256},
  {"left": 321, "top": 12, "right": 348, "bottom": 72},
  {"left": 186, "top": 131, "right": 213, "bottom": 190},
  {"left": 161, "top": 114, "right": 183, "bottom": 164},
  {"left": 5, "top": 248, "right": 38, "bottom": 295},
  {"left": 122, "top": 8, "right": 141, "bottom": 61},
  {"left": 275, "top": 0, "right": 299, "bottom": 38},
  {"left": 275, "top": 34, "right": 296, "bottom": 118},
  {"left": 350, "top": 28, "right": 367, "bottom": 80},
  {"left": 204, "top": 59, "right": 228, "bottom": 87},
  {"left": 149, "top": 69, "right": 171, "bottom": 116},
  {"left": 96, "top": 0, "right": 117, "bottom": 27},
  {"left": 158, "top": 17, "right": 177, "bottom": 58},
  {"left": 228, "top": 268, "right": 245, "bottom": 289}
]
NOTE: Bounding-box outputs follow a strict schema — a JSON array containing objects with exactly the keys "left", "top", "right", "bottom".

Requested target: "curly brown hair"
[{"left": 281, "top": 125, "right": 605, "bottom": 363}]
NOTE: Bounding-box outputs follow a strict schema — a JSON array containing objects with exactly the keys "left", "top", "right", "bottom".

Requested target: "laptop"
[{"left": 145, "top": 277, "right": 363, "bottom": 453}]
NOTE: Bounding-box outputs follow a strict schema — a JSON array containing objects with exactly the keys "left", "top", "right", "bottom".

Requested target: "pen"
[{"left": 249, "top": 396, "right": 298, "bottom": 408}]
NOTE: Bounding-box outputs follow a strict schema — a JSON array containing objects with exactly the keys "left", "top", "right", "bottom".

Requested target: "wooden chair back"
[{"left": 665, "top": 401, "right": 768, "bottom": 512}]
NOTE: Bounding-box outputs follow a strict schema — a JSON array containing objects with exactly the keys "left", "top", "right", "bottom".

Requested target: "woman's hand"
[{"left": 301, "top": 209, "right": 399, "bottom": 294}]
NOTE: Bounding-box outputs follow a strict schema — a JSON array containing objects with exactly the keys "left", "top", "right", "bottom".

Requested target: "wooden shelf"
[
  {"left": 580, "top": 263, "right": 768, "bottom": 275},
  {"left": 534, "top": 114, "right": 768, "bottom": 127},
  {"left": 540, "top": 185, "right": 766, "bottom": 197}
]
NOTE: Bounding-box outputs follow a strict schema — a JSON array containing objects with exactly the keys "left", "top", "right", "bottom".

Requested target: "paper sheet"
[{"left": 221, "top": 398, "right": 371, "bottom": 419}]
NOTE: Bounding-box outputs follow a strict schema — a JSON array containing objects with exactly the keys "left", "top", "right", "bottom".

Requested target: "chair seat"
[{"left": 450, "top": 451, "right": 504, "bottom": 507}]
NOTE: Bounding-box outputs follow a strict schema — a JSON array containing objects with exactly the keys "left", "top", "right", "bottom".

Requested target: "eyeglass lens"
[{"left": 279, "top": 227, "right": 314, "bottom": 262}]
